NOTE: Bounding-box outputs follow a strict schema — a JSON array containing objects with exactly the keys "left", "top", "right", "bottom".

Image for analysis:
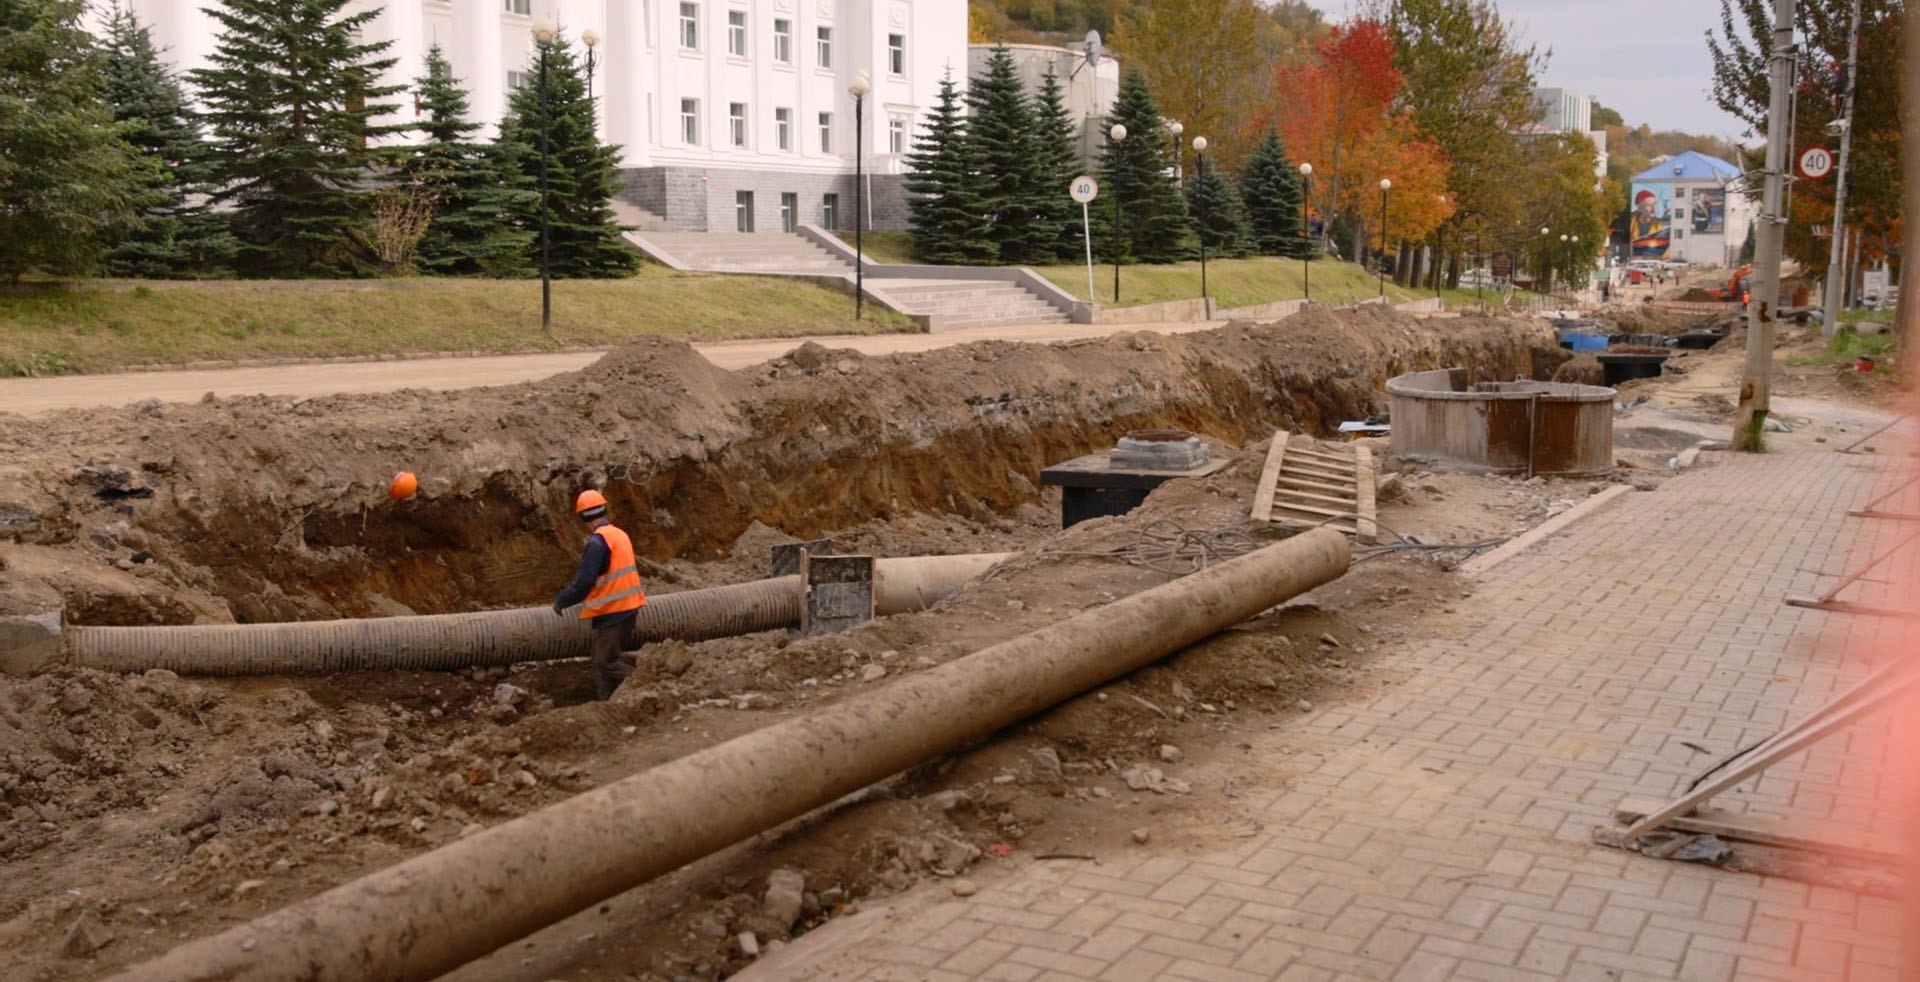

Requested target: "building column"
[
  {"left": 610, "top": 0, "right": 650, "bottom": 166},
  {"left": 370, "top": 1, "right": 425, "bottom": 138},
  {"left": 455, "top": 0, "right": 506, "bottom": 138}
]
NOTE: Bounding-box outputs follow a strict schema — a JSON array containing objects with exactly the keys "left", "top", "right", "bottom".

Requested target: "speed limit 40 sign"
[
  {"left": 1798, "top": 146, "right": 1834, "bottom": 179},
  {"left": 1070, "top": 175, "right": 1099, "bottom": 203}
]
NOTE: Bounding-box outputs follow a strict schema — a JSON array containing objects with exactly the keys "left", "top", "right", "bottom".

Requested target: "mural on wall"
[
  {"left": 1691, "top": 188, "right": 1726, "bottom": 233},
  {"left": 1629, "top": 184, "right": 1671, "bottom": 258}
]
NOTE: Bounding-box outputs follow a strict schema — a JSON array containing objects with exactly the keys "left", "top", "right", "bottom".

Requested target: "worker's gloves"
[{"left": 552, "top": 601, "right": 567, "bottom": 616}]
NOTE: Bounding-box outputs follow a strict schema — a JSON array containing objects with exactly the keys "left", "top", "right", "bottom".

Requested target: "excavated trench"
[{"left": 2, "top": 307, "right": 1556, "bottom": 628}]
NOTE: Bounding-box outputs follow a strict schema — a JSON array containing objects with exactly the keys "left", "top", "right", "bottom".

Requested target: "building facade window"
[
  {"left": 681, "top": 98, "right": 699, "bottom": 144},
  {"left": 503, "top": 0, "right": 530, "bottom": 14},
  {"left": 729, "top": 102, "right": 747, "bottom": 146},
  {"left": 506, "top": 70, "right": 531, "bottom": 93},
  {"left": 815, "top": 26, "right": 831, "bottom": 68},
  {"left": 736, "top": 191, "right": 754, "bottom": 231},
  {"left": 818, "top": 112, "right": 832, "bottom": 153},
  {"left": 888, "top": 116, "right": 906, "bottom": 154},
  {"left": 774, "top": 107, "right": 791, "bottom": 150},
  {"left": 887, "top": 33, "right": 905, "bottom": 74},
  {"left": 780, "top": 192, "right": 797, "bottom": 232},
  {"left": 822, "top": 193, "right": 839, "bottom": 229},
  {"left": 727, "top": 9, "right": 746, "bottom": 56},
  {"left": 772, "top": 18, "right": 791, "bottom": 63},
  {"left": 679, "top": 2, "right": 699, "bottom": 49}
]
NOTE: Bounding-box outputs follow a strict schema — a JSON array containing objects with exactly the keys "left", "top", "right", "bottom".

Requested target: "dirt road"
[{"left": 0, "top": 320, "right": 1222, "bottom": 417}]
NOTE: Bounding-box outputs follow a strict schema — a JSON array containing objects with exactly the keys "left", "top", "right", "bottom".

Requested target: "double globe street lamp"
[{"left": 532, "top": 21, "right": 558, "bottom": 332}]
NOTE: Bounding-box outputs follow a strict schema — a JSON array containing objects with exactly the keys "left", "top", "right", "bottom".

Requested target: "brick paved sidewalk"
[{"left": 742, "top": 448, "right": 1915, "bottom": 982}]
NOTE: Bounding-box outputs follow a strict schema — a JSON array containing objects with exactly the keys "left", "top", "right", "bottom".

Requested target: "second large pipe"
[{"left": 108, "top": 528, "right": 1349, "bottom": 982}]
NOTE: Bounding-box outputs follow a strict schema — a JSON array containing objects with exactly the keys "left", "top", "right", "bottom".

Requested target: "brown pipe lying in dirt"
[
  {"left": 14, "top": 554, "right": 1012, "bottom": 677},
  {"left": 106, "top": 528, "right": 1349, "bottom": 982}
]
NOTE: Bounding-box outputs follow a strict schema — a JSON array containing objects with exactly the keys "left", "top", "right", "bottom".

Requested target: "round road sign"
[
  {"left": 1069, "top": 175, "right": 1099, "bottom": 203},
  {"left": 1798, "top": 146, "right": 1834, "bottom": 179}
]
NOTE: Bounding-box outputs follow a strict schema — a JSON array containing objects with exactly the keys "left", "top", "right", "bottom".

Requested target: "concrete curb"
[{"left": 1460, "top": 484, "right": 1636, "bottom": 577}]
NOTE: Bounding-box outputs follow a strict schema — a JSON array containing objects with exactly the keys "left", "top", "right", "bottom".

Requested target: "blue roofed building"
[{"left": 1627, "top": 151, "right": 1755, "bottom": 267}]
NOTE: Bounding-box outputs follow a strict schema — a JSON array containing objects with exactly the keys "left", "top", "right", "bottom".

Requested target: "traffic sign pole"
[
  {"left": 1070, "top": 175, "right": 1099, "bottom": 305},
  {"left": 1822, "top": 0, "right": 1862, "bottom": 336}
]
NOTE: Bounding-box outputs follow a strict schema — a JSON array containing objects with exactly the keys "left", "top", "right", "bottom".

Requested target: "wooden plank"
[
  {"left": 1276, "top": 474, "right": 1356, "bottom": 496},
  {"left": 1265, "top": 500, "right": 1355, "bottom": 520},
  {"left": 1275, "top": 486, "right": 1358, "bottom": 509},
  {"left": 1287, "top": 447, "right": 1355, "bottom": 465},
  {"left": 1249, "top": 431, "right": 1289, "bottom": 523},
  {"left": 1281, "top": 460, "right": 1357, "bottom": 481},
  {"left": 1354, "top": 445, "right": 1377, "bottom": 545}
]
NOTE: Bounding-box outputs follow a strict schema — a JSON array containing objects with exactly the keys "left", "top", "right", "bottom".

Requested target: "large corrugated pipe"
[
  {"left": 107, "top": 528, "right": 1349, "bottom": 982},
  {"left": 39, "top": 554, "right": 1012, "bottom": 677}
]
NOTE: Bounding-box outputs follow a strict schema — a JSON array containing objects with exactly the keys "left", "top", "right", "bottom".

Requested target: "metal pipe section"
[
  {"left": 54, "top": 554, "right": 1011, "bottom": 676},
  {"left": 108, "top": 529, "right": 1349, "bottom": 982}
]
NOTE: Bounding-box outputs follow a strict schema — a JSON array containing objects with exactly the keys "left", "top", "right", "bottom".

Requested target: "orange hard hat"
[
  {"left": 388, "top": 472, "right": 418, "bottom": 501},
  {"left": 574, "top": 489, "right": 608, "bottom": 515}
]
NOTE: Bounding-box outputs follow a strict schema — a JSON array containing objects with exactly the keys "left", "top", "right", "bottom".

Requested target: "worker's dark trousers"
[{"left": 590, "top": 622, "right": 634, "bottom": 700}]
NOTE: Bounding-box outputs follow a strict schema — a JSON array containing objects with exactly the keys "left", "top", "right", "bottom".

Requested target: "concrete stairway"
[
  {"left": 636, "top": 230, "right": 855, "bottom": 274},
  {"left": 621, "top": 225, "right": 1072, "bottom": 329},
  {"left": 865, "top": 279, "right": 1070, "bottom": 330}
]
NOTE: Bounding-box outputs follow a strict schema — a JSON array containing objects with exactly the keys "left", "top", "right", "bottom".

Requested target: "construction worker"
[{"left": 552, "top": 489, "right": 645, "bottom": 700}]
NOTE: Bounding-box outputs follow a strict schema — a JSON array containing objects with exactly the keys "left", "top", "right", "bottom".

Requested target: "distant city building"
[
  {"left": 1533, "top": 86, "right": 1591, "bottom": 135},
  {"left": 1627, "top": 151, "right": 1754, "bottom": 267},
  {"left": 96, "top": 0, "right": 969, "bottom": 233},
  {"left": 966, "top": 42, "right": 1118, "bottom": 161}
]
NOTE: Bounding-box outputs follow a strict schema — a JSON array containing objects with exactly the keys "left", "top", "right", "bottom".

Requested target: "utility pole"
[
  {"left": 1820, "top": 0, "right": 1863, "bottom": 337},
  {"left": 1733, "top": 0, "right": 1796, "bottom": 452}
]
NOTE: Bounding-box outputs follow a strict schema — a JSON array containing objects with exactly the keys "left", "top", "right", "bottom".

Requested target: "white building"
[
  {"left": 965, "top": 42, "right": 1118, "bottom": 161},
  {"left": 1627, "top": 152, "right": 1755, "bottom": 268},
  {"left": 1532, "top": 86, "right": 1591, "bottom": 135},
  {"left": 102, "top": 1, "right": 968, "bottom": 232}
]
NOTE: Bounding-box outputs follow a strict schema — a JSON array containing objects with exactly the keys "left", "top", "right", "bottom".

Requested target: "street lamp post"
[
  {"left": 581, "top": 28, "right": 599, "bottom": 105},
  {"left": 1109, "top": 123, "right": 1126, "bottom": 304},
  {"left": 1434, "top": 195, "right": 1446, "bottom": 300},
  {"left": 1377, "top": 178, "right": 1392, "bottom": 298},
  {"left": 1193, "top": 136, "right": 1209, "bottom": 307},
  {"left": 1558, "top": 233, "right": 1569, "bottom": 298},
  {"left": 1571, "top": 235, "right": 1581, "bottom": 300},
  {"left": 1538, "top": 226, "right": 1551, "bottom": 295},
  {"left": 1168, "top": 120, "right": 1183, "bottom": 186},
  {"left": 532, "top": 20, "right": 556, "bottom": 333},
  {"left": 849, "top": 71, "right": 871, "bottom": 322},
  {"left": 1298, "top": 162, "right": 1313, "bottom": 304}
]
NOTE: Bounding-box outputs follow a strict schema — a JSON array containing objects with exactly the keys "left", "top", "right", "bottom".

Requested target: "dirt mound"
[
  {"left": 0, "top": 308, "right": 1554, "bottom": 628},
  {"left": 1554, "top": 354, "right": 1605, "bottom": 386}
]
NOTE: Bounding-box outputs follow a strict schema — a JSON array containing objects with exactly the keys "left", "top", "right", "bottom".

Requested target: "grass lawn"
[
  {"left": 0, "top": 270, "right": 911, "bottom": 376},
  {"left": 848, "top": 230, "right": 918, "bottom": 265}
]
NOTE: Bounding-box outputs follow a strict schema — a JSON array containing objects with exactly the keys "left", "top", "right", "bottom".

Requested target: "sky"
[{"left": 1295, "top": 0, "right": 1744, "bottom": 139}]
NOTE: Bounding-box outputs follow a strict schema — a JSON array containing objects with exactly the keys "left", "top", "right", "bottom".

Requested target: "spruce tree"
[
  {"left": 903, "top": 71, "right": 996, "bottom": 264},
  {"left": 1186, "top": 159, "right": 1251, "bottom": 258},
  {"left": 964, "top": 46, "right": 1046, "bottom": 264},
  {"left": 1239, "top": 130, "right": 1307, "bottom": 258},
  {"left": 100, "top": 5, "right": 234, "bottom": 278},
  {"left": 190, "top": 0, "right": 403, "bottom": 276},
  {"left": 1030, "top": 67, "right": 1084, "bottom": 261},
  {"left": 496, "top": 34, "right": 639, "bottom": 278},
  {"left": 410, "top": 45, "right": 534, "bottom": 276},
  {"left": 0, "top": 0, "right": 147, "bottom": 283},
  {"left": 1099, "top": 70, "right": 1189, "bottom": 264}
]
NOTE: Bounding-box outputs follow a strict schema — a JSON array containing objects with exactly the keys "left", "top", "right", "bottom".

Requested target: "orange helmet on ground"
[{"left": 574, "top": 489, "right": 608, "bottom": 519}]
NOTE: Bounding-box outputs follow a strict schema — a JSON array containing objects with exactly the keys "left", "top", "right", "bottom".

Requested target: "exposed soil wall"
[{"left": 0, "top": 308, "right": 1552, "bottom": 626}]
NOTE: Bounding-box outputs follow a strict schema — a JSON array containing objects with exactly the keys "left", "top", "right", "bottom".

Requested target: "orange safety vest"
[{"left": 580, "top": 525, "right": 646, "bottom": 620}]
